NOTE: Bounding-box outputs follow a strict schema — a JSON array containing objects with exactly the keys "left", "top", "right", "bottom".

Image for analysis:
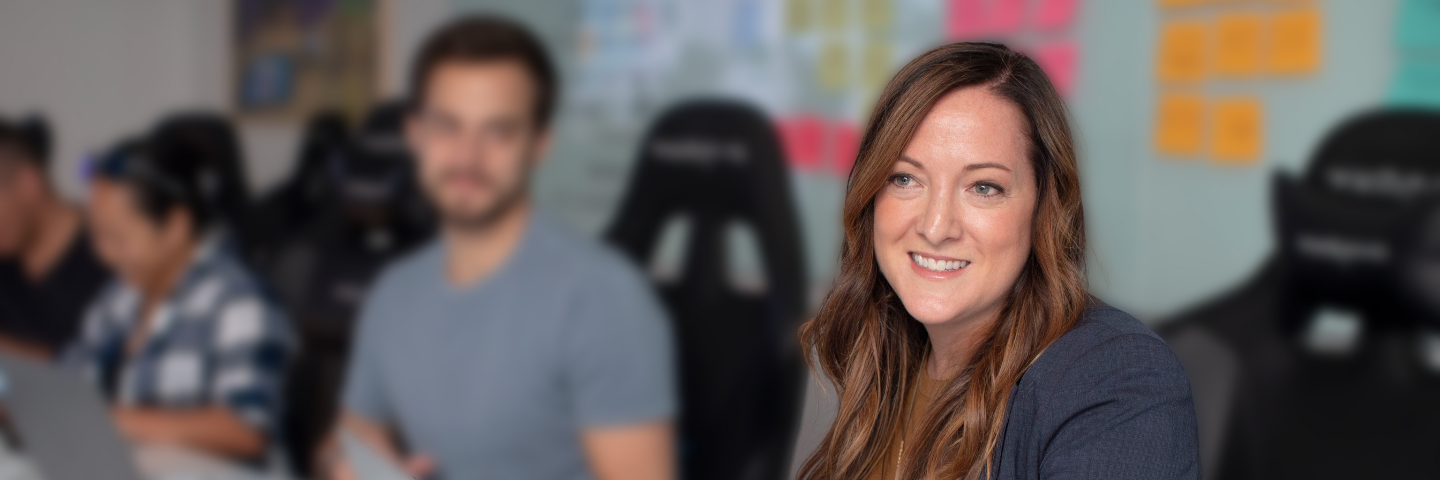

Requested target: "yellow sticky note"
[
  {"left": 861, "top": 0, "right": 894, "bottom": 32},
  {"left": 787, "top": 0, "right": 812, "bottom": 33},
  {"left": 1211, "top": 97, "right": 1263, "bottom": 163},
  {"left": 1157, "top": 20, "right": 1208, "bottom": 83},
  {"left": 861, "top": 41, "right": 892, "bottom": 88},
  {"left": 821, "top": 0, "right": 849, "bottom": 32},
  {"left": 1215, "top": 13, "right": 1263, "bottom": 77},
  {"left": 1269, "top": 8, "right": 1322, "bottom": 75},
  {"left": 1155, "top": 93, "right": 1206, "bottom": 156},
  {"left": 818, "top": 39, "right": 849, "bottom": 91}
]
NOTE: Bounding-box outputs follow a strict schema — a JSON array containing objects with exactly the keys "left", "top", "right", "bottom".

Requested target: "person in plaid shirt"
[{"left": 65, "top": 127, "right": 292, "bottom": 464}]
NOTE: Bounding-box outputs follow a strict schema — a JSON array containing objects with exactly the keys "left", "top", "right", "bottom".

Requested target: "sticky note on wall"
[
  {"left": 1157, "top": 20, "right": 1208, "bottom": 83},
  {"left": 1397, "top": 0, "right": 1440, "bottom": 50},
  {"left": 1388, "top": 58, "right": 1440, "bottom": 109},
  {"left": 1035, "top": 41, "right": 1079, "bottom": 97},
  {"left": 1155, "top": 93, "right": 1205, "bottom": 156},
  {"left": 779, "top": 115, "right": 827, "bottom": 170},
  {"left": 861, "top": 0, "right": 894, "bottom": 32},
  {"left": 787, "top": 0, "right": 812, "bottom": 33},
  {"left": 1211, "top": 97, "right": 1264, "bottom": 163},
  {"left": 818, "top": 39, "right": 850, "bottom": 91},
  {"left": 830, "top": 122, "right": 862, "bottom": 177},
  {"left": 1214, "top": 12, "right": 1263, "bottom": 77},
  {"left": 861, "top": 41, "right": 893, "bottom": 88},
  {"left": 946, "top": 0, "right": 986, "bottom": 39},
  {"left": 990, "top": 0, "right": 1027, "bottom": 35},
  {"left": 821, "top": 0, "right": 849, "bottom": 32},
  {"left": 1269, "top": 8, "right": 1322, "bottom": 75},
  {"left": 1036, "top": 0, "right": 1081, "bottom": 31}
]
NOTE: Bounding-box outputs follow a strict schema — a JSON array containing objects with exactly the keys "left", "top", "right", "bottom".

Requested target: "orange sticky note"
[
  {"left": 1211, "top": 97, "right": 1263, "bottom": 163},
  {"left": 1215, "top": 12, "right": 1263, "bottom": 77},
  {"left": 1155, "top": 93, "right": 1205, "bottom": 156},
  {"left": 1157, "top": 20, "right": 1208, "bottom": 83},
  {"left": 1269, "top": 8, "right": 1322, "bottom": 75}
]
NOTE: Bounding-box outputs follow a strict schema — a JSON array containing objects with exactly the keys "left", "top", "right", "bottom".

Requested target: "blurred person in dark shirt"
[
  {"left": 0, "top": 115, "right": 109, "bottom": 359},
  {"left": 322, "top": 15, "right": 676, "bottom": 480}
]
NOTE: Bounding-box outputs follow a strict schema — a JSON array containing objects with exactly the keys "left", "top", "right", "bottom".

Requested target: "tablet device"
[{"left": 0, "top": 353, "right": 144, "bottom": 480}]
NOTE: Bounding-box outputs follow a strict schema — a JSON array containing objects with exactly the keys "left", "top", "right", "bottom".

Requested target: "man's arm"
[
  {"left": 112, "top": 406, "right": 263, "bottom": 460},
  {"left": 320, "top": 411, "right": 432, "bottom": 480},
  {"left": 0, "top": 333, "right": 50, "bottom": 360},
  {"left": 580, "top": 420, "right": 676, "bottom": 480}
]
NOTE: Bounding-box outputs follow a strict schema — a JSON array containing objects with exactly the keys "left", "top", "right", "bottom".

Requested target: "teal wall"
[{"left": 452, "top": 0, "right": 1403, "bottom": 320}]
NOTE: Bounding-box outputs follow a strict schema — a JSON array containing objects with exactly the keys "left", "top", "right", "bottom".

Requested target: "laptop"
[{"left": 0, "top": 353, "right": 144, "bottom": 480}]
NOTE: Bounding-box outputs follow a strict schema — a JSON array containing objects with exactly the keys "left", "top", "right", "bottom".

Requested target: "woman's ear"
[{"left": 159, "top": 207, "right": 197, "bottom": 247}]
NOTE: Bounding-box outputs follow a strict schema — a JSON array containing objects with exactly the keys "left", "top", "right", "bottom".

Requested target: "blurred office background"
[
  {"left": 1, "top": 0, "right": 1438, "bottom": 479},
  {"left": 0, "top": 0, "right": 1411, "bottom": 318}
]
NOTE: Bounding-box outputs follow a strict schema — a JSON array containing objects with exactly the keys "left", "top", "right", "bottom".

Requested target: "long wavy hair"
[{"left": 797, "top": 42, "right": 1089, "bottom": 480}]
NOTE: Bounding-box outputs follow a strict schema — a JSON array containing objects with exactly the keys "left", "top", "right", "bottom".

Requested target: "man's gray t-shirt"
[{"left": 343, "top": 211, "right": 676, "bottom": 480}]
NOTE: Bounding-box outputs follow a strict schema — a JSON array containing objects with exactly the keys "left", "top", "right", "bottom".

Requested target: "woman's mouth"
[{"left": 910, "top": 252, "right": 970, "bottom": 272}]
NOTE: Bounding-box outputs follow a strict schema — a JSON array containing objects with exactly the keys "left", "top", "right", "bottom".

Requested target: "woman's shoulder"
[
  {"left": 1018, "top": 302, "right": 1191, "bottom": 400},
  {"left": 1000, "top": 303, "right": 1201, "bottom": 479}
]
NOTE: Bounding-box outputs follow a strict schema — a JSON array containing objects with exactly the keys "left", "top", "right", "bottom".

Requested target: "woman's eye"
[
  {"left": 890, "top": 174, "right": 916, "bottom": 187},
  {"left": 973, "top": 183, "right": 1004, "bottom": 196}
]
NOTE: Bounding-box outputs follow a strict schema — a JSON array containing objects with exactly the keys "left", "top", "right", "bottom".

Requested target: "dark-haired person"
[
  {"left": 0, "top": 115, "right": 110, "bottom": 359},
  {"left": 323, "top": 15, "right": 675, "bottom": 480},
  {"left": 795, "top": 43, "right": 1199, "bottom": 480},
  {"left": 64, "top": 131, "right": 293, "bottom": 464}
]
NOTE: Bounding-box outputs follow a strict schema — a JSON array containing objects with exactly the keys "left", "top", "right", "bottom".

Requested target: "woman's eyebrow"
[
  {"left": 898, "top": 156, "right": 925, "bottom": 169},
  {"left": 964, "top": 162, "right": 1012, "bottom": 173}
]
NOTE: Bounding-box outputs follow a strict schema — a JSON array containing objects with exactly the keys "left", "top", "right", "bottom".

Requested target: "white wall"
[{"left": 0, "top": 0, "right": 454, "bottom": 198}]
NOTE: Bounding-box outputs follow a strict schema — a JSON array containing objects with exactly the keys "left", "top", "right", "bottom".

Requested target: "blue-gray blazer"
[{"left": 992, "top": 303, "right": 1201, "bottom": 479}]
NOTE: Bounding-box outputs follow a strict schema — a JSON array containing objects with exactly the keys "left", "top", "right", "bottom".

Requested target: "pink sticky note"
[
  {"left": 989, "top": 0, "right": 1026, "bottom": 35},
  {"left": 1034, "top": 41, "right": 1078, "bottom": 97},
  {"left": 1035, "top": 0, "right": 1079, "bottom": 31},
  {"left": 829, "top": 122, "right": 862, "bottom": 177},
  {"left": 778, "top": 115, "right": 826, "bottom": 171},
  {"left": 945, "top": 0, "right": 987, "bottom": 39}
]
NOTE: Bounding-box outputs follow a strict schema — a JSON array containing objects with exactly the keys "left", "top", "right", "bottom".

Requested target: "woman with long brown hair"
[{"left": 796, "top": 43, "right": 1199, "bottom": 480}]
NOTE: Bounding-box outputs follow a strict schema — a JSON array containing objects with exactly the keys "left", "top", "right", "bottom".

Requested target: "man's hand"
[
  {"left": 109, "top": 406, "right": 264, "bottom": 460},
  {"left": 581, "top": 420, "right": 676, "bottom": 480},
  {"left": 323, "top": 411, "right": 433, "bottom": 480},
  {"left": 326, "top": 452, "right": 434, "bottom": 480}
]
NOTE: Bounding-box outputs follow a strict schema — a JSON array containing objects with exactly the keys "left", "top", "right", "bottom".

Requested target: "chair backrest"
[
  {"left": 1274, "top": 109, "right": 1440, "bottom": 330},
  {"left": 606, "top": 99, "right": 808, "bottom": 480}
]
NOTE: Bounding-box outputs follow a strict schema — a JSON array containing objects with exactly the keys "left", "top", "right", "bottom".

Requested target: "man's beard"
[{"left": 432, "top": 165, "right": 533, "bottom": 233}]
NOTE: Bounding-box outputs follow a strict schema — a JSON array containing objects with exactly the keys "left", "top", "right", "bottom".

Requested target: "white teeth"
[{"left": 911, "top": 253, "right": 968, "bottom": 272}]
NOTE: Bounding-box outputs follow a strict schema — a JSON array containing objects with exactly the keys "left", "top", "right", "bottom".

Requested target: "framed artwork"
[{"left": 234, "top": 0, "right": 380, "bottom": 121}]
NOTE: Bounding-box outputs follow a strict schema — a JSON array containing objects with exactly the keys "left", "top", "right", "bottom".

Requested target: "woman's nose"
[{"left": 917, "top": 190, "right": 962, "bottom": 246}]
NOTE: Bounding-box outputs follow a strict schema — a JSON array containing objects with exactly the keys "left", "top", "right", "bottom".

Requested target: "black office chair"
[
  {"left": 239, "top": 110, "right": 350, "bottom": 269},
  {"left": 1158, "top": 109, "right": 1440, "bottom": 480},
  {"left": 262, "top": 102, "right": 435, "bottom": 477},
  {"left": 606, "top": 99, "right": 808, "bottom": 480}
]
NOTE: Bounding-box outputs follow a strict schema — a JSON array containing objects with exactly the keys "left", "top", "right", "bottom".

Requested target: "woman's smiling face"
[{"left": 872, "top": 85, "right": 1038, "bottom": 329}]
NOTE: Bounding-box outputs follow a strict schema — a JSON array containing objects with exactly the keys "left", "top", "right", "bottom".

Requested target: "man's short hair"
[
  {"left": 409, "top": 15, "right": 558, "bottom": 128},
  {"left": 0, "top": 114, "right": 51, "bottom": 168}
]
